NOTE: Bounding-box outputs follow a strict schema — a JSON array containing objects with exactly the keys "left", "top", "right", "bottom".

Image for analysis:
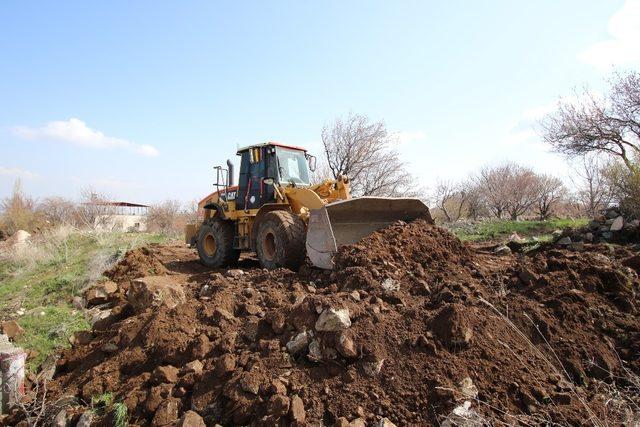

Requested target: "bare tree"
[
  {"left": 503, "top": 164, "right": 540, "bottom": 220},
  {"left": 534, "top": 174, "right": 566, "bottom": 220},
  {"left": 570, "top": 155, "right": 612, "bottom": 216},
  {"left": 147, "top": 200, "right": 182, "bottom": 234},
  {"left": 431, "top": 180, "right": 469, "bottom": 222},
  {"left": 0, "top": 180, "right": 41, "bottom": 235},
  {"left": 37, "top": 197, "right": 76, "bottom": 227},
  {"left": 463, "top": 183, "right": 488, "bottom": 220},
  {"left": 475, "top": 165, "right": 510, "bottom": 218},
  {"left": 75, "top": 189, "right": 112, "bottom": 230},
  {"left": 542, "top": 71, "right": 640, "bottom": 171},
  {"left": 321, "top": 113, "right": 417, "bottom": 197}
]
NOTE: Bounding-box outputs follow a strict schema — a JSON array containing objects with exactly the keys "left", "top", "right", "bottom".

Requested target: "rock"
[
  {"left": 73, "top": 331, "right": 94, "bottom": 346},
  {"left": 1, "top": 320, "right": 24, "bottom": 339},
  {"left": 184, "top": 360, "right": 204, "bottom": 375},
  {"left": 52, "top": 409, "right": 68, "bottom": 427},
  {"left": 336, "top": 331, "right": 358, "bottom": 358},
  {"left": 362, "top": 357, "right": 385, "bottom": 377},
  {"left": 267, "top": 394, "right": 291, "bottom": 418},
  {"left": 441, "top": 401, "right": 483, "bottom": 427},
  {"left": 226, "top": 269, "right": 245, "bottom": 278},
  {"left": 493, "top": 245, "right": 511, "bottom": 255},
  {"left": 1, "top": 230, "right": 30, "bottom": 249},
  {"left": 289, "top": 395, "right": 306, "bottom": 424},
  {"left": 269, "top": 379, "right": 287, "bottom": 395},
  {"left": 239, "top": 372, "right": 260, "bottom": 394},
  {"left": 518, "top": 268, "right": 538, "bottom": 286},
  {"left": 584, "top": 232, "right": 594, "bottom": 243},
  {"left": 459, "top": 377, "right": 478, "bottom": 399},
  {"left": 215, "top": 354, "right": 236, "bottom": 376},
  {"left": 629, "top": 219, "right": 640, "bottom": 229},
  {"left": 76, "top": 411, "right": 94, "bottom": 427},
  {"left": 101, "top": 341, "right": 118, "bottom": 353},
  {"left": 557, "top": 237, "right": 572, "bottom": 245},
  {"left": 349, "top": 291, "right": 361, "bottom": 302},
  {"left": 307, "top": 339, "right": 322, "bottom": 362},
  {"left": 381, "top": 278, "right": 399, "bottom": 292},
  {"left": 151, "top": 365, "right": 179, "bottom": 384},
  {"left": 267, "top": 311, "right": 286, "bottom": 334},
  {"left": 378, "top": 418, "right": 398, "bottom": 427},
  {"left": 610, "top": 216, "right": 625, "bottom": 231},
  {"left": 601, "top": 231, "right": 613, "bottom": 240},
  {"left": 605, "top": 209, "right": 619, "bottom": 219},
  {"left": 315, "top": 308, "right": 351, "bottom": 331},
  {"left": 176, "top": 410, "right": 206, "bottom": 427},
  {"left": 286, "top": 331, "right": 312, "bottom": 354},
  {"left": 551, "top": 229, "right": 563, "bottom": 240},
  {"left": 568, "top": 242, "right": 585, "bottom": 252},
  {"left": 213, "top": 307, "right": 235, "bottom": 322},
  {"left": 128, "top": 276, "right": 186, "bottom": 313},
  {"left": 72, "top": 296, "right": 85, "bottom": 309},
  {"left": 432, "top": 303, "right": 473, "bottom": 348},
  {"left": 151, "top": 398, "right": 180, "bottom": 426},
  {"left": 89, "top": 308, "right": 112, "bottom": 327},
  {"left": 84, "top": 287, "right": 109, "bottom": 305},
  {"left": 509, "top": 232, "right": 526, "bottom": 244}
]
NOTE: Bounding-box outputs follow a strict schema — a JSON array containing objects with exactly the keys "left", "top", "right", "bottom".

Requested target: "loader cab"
[{"left": 236, "top": 143, "right": 315, "bottom": 211}]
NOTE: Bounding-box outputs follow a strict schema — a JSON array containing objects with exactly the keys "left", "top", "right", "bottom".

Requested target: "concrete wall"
[{"left": 94, "top": 215, "right": 148, "bottom": 232}]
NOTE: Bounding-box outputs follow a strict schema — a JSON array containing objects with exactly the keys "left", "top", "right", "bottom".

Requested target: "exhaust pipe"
[{"left": 226, "top": 159, "right": 234, "bottom": 186}]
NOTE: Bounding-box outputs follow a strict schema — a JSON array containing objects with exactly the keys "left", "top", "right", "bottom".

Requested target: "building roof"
[
  {"left": 89, "top": 201, "right": 150, "bottom": 208},
  {"left": 236, "top": 141, "right": 308, "bottom": 154}
]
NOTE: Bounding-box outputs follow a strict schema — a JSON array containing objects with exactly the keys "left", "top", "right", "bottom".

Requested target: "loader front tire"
[
  {"left": 256, "top": 210, "right": 306, "bottom": 271},
  {"left": 196, "top": 219, "right": 240, "bottom": 268}
]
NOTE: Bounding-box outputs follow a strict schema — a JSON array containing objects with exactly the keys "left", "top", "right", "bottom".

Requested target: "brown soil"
[{"left": 8, "top": 220, "right": 640, "bottom": 426}]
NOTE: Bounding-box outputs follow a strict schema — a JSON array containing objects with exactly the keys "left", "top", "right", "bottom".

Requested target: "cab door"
[{"left": 237, "top": 147, "right": 276, "bottom": 211}]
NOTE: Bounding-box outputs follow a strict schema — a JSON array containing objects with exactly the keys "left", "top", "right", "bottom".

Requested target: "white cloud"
[
  {"left": 0, "top": 166, "right": 39, "bottom": 179},
  {"left": 12, "top": 118, "right": 159, "bottom": 157},
  {"left": 578, "top": 0, "right": 640, "bottom": 70},
  {"left": 394, "top": 131, "right": 427, "bottom": 144}
]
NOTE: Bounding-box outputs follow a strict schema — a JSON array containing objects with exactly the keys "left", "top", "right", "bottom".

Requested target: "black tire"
[
  {"left": 196, "top": 219, "right": 240, "bottom": 268},
  {"left": 255, "top": 210, "right": 306, "bottom": 270}
]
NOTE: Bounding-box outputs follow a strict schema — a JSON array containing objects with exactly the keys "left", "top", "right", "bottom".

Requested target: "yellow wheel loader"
[{"left": 185, "top": 142, "right": 431, "bottom": 270}]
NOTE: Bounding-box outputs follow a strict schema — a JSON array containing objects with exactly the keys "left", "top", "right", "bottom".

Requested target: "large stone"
[
  {"left": 441, "top": 401, "right": 483, "bottom": 427},
  {"left": 176, "top": 410, "right": 206, "bottom": 427},
  {"left": 289, "top": 395, "right": 306, "bottom": 425},
  {"left": 286, "top": 331, "right": 312, "bottom": 354},
  {"left": 378, "top": 418, "right": 398, "bottom": 427},
  {"left": 459, "top": 377, "right": 478, "bottom": 399},
  {"left": 76, "top": 411, "right": 94, "bottom": 427},
  {"left": 432, "top": 304, "right": 473, "bottom": 349},
  {"left": 85, "top": 288, "right": 109, "bottom": 305},
  {"left": 493, "top": 245, "right": 511, "bottom": 255},
  {"left": 336, "top": 331, "right": 358, "bottom": 358},
  {"left": 128, "top": 276, "right": 186, "bottom": 313},
  {"left": 556, "top": 237, "right": 572, "bottom": 245},
  {"left": 315, "top": 308, "right": 351, "bottom": 331},
  {"left": 151, "top": 398, "right": 180, "bottom": 426},
  {"left": 1, "top": 320, "right": 24, "bottom": 339},
  {"left": 267, "top": 394, "right": 291, "bottom": 418},
  {"left": 151, "top": 365, "right": 179, "bottom": 384},
  {"left": 610, "top": 216, "right": 624, "bottom": 231}
]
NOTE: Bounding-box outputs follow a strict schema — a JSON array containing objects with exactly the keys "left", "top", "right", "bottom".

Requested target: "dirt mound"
[
  {"left": 105, "top": 246, "right": 168, "bottom": 283},
  {"left": 8, "top": 221, "right": 640, "bottom": 426}
]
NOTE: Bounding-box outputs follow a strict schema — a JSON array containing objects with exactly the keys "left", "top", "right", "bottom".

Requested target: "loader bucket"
[{"left": 306, "top": 197, "right": 432, "bottom": 269}]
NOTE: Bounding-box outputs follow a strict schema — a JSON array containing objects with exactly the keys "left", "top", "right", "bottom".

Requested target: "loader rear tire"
[
  {"left": 256, "top": 210, "right": 306, "bottom": 271},
  {"left": 197, "top": 219, "right": 240, "bottom": 268}
]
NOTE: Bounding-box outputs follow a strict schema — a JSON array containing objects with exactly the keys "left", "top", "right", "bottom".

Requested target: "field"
[
  {"left": 449, "top": 218, "right": 589, "bottom": 242},
  {"left": 0, "top": 228, "right": 171, "bottom": 369}
]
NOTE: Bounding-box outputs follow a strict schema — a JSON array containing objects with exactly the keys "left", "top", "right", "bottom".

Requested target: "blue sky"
[{"left": 1, "top": 1, "right": 638, "bottom": 203}]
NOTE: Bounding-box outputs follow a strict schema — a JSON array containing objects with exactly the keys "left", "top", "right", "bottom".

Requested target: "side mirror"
[
  {"left": 307, "top": 155, "right": 317, "bottom": 172},
  {"left": 263, "top": 178, "right": 275, "bottom": 185}
]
